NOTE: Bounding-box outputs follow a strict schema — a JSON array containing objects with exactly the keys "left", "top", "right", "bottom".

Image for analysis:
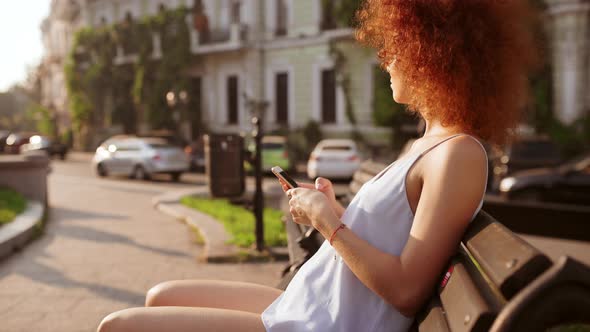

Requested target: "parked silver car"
[
  {"left": 92, "top": 136, "right": 189, "bottom": 181},
  {"left": 307, "top": 139, "right": 362, "bottom": 180}
]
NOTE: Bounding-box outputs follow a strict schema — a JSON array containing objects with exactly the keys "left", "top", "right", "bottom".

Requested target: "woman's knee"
[
  {"left": 145, "top": 280, "right": 181, "bottom": 307},
  {"left": 97, "top": 309, "right": 131, "bottom": 332},
  {"left": 145, "top": 281, "right": 172, "bottom": 307}
]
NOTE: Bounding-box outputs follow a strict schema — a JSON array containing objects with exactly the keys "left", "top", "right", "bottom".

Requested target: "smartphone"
[{"left": 271, "top": 166, "right": 299, "bottom": 189}]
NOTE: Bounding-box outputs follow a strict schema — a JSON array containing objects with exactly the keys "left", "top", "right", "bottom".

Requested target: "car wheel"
[
  {"left": 133, "top": 165, "right": 149, "bottom": 180},
  {"left": 97, "top": 163, "right": 108, "bottom": 177},
  {"left": 170, "top": 172, "right": 182, "bottom": 182}
]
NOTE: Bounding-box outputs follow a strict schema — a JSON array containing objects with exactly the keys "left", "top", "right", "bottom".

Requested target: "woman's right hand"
[{"left": 279, "top": 177, "right": 344, "bottom": 218}]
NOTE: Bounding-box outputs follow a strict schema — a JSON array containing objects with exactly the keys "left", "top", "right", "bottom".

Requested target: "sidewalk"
[{"left": 0, "top": 162, "right": 285, "bottom": 332}]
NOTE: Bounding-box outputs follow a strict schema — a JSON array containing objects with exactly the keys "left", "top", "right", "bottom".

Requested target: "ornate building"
[
  {"left": 39, "top": 0, "right": 83, "bottom": 133},
  {"left": 38, "top": 0, "right": 590, "bottom": 149}
]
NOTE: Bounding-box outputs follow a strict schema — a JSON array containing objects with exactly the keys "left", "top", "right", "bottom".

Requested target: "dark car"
[
  {"left": 4, "top": 132, "right": 36, "bottom": 154},
  {"left": 499, "top": 153, "right": 590, "bottom": 205},
  {"left": 490, "top": 137, "right": 562, "bottom": 192},
  {"left": 0, "top": 130, "right": 10, "bottom": 153},
  {"left": 184, "top": 137, "right": 205, "bottom": 172},
  {"left": 21, "top": 135, "right": 68, "bottom": 159}
]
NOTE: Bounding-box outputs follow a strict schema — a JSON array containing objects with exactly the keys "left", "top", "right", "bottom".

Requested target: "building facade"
[
  {"left": 39, "top": 0, "right": 84, "bottom": 133},
  {"left": 545, "top": 0, "right": 590, "bottom": 125},
  {"left": 38, "top": 0, "right": 590, "bottom": 148},
  {"left": 39, "top": 0, "right": 393, "bottom": 147}
]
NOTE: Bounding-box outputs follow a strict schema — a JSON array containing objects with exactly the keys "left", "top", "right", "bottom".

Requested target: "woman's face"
[{"left": 386, "top": 58, "right": 410, "bottom": 104}]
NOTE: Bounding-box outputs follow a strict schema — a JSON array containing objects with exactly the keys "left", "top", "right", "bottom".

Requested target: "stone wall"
[{"left": 0, "top": 153, "right": 51, "bottom": 205}]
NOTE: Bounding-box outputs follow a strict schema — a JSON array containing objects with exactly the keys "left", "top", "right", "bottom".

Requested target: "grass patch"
[
  {"left": 0, "top": 188, "right": 27, "bottom": 227},
  {"left": 180, "top": 196, "right": 287, "bottom": 248}
]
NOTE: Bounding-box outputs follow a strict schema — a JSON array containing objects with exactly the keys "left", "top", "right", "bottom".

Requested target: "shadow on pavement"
[
  {"left": 54, "top": 224, "right": 191, "bottom": 258},
  {"left": 51, "top": 206, "right": 129, "bottom": 222},
  {"left": 96, "top": 184, "right": 163, "bottom": 196},
  {"left": 0, "top": 258, "right": 145, "bottom": 305}
]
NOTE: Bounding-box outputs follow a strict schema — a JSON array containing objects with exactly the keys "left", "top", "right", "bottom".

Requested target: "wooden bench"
[{"left": 279, "top": 160, "right": 590, "bottom": 331}]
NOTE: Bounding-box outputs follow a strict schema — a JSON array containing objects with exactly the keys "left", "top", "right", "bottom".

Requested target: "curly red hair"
[{"left": 356, "top": 0, "right": 539, "bottom": 145}]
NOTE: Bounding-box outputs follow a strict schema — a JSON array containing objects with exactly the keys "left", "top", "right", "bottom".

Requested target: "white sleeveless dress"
[{"left": 261, "top": 134, "right": 488, "bottom": 332}]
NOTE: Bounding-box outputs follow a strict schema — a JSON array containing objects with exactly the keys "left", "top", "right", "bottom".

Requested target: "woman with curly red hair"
[{"left": 98, "top": 1, "right": 538, "bottom": 331}]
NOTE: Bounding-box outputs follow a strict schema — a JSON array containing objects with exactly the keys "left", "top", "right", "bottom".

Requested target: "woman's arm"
[{"left": 313, "top": 137, "right": 487, "bottom": 317}]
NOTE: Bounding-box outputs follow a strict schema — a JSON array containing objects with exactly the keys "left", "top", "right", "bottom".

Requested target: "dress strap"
[
  {"left": 417, "top": 133, "right": 488, "bottom": 166},
  {"left": 417, "top": 133, "right": 466, "bottom": 158}
]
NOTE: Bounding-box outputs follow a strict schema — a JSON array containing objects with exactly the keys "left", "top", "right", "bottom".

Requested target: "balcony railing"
[{"left": 114, "top": 14, "right": 247, "bottom": 65}]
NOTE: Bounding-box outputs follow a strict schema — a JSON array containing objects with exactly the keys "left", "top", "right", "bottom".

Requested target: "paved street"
[{"left": 0, "top": 154, "right": 285, "bottom": 332}]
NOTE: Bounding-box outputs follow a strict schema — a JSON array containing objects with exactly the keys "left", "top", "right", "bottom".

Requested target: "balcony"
[
  {"left": 113, "top": 14, "right": 247, "bottom": 65},
  {"left": 189, "top": 22, "right": 248, "bottom": 55}
]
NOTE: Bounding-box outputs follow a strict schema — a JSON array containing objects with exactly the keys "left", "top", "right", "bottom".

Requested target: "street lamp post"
[
  {"left": 166, "top": 89, "right": 189, "bottom": 142},
  {"left": 245, "top": 95, "right": 269, "bottom": 252}
]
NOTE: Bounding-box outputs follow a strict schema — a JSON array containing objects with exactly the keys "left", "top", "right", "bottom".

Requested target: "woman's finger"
[{"left": 298, "top": 183, "right": 315, "bottom": 189}]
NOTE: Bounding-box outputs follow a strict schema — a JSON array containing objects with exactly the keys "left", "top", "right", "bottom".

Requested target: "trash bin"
[{"left": 204, "top": 134, "right": 245, "bottom": 197}]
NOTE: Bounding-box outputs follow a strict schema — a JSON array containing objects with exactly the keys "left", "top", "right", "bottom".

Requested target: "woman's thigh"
[
  {"left": 145, "top": 280, "right": 283, "bottom": 314},
  {"left": 98, "top": 306, "right": 266, "bottom": 332}
]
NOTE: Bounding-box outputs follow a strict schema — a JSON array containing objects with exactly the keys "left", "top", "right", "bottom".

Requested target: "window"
[
  {"left": 189, "top": 77, "right": 203, "bottom": 139},
  {"left": 321, "top": 69, "right": 337, "bottom": 124},
  {"left": 227, "top": 75, "right": 239, "bottom": 125},
  {"left": 276, "top": 0, "right": 288, "bottom": 36},
  {"left": 275, "top": 72, "right": 289, "bottom": 125},
  {"left": 320, "top": 0, "right": 336, "bottom": 31},
  {"left": 230, "top": 0, "right": 241, "bottom": 24}
]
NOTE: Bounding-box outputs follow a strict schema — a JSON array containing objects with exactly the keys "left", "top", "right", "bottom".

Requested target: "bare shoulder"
[
  {"left": 420, "top": 135, "right": 487, "bottom": 202},
  {"left": 424, "top": 135, "right": 487, "bottom": 176}
]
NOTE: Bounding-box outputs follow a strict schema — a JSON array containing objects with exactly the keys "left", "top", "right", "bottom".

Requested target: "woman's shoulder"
[{"left": 419, "top": 135, "right": 487, "bottom": 187}]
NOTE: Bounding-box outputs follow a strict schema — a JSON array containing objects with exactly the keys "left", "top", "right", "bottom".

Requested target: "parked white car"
[
  {"left": 307, "top": 139, "right": 362, "bottom": 180},
  {"left": 92, "top": 136, "right": 189, "bottom": 181}
]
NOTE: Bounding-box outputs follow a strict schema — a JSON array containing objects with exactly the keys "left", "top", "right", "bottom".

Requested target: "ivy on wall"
[{"left": 64, "top": 6, "right": 193, "bottom": 148}]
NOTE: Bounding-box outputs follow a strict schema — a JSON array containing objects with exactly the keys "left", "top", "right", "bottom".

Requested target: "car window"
[
  {"left": 148, "top": 143, "right": 175, "bottom": 149},
  {"left": 262, "top": 143, "right": 285, "bottom": 149},
  {"left": 116, "top": 142, "right": 141, "bottom": 151},
  {"left": 321, "top": 145, "right": 353, "bottom": 151}
]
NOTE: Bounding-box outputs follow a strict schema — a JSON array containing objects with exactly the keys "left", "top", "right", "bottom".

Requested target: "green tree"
[{"left": 26, "top": 103, "right": 56, "bottom": 137}]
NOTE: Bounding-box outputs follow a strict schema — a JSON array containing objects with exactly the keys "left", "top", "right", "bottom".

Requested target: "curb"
[
  {"left": 156, "top": 202, "right": 238, "bottom": 262},
  {"left": 0, "top": 201, "right": 45, "bottom": 260},
  {"left": 153, "top": 186, "right": 288, "bottom": 263}
]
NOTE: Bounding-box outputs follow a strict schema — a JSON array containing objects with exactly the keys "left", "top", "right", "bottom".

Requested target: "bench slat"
[
  {"left": 359, "top": 159, "right": 388, "bottom": 175},
  {"left": 348, "top": 180, "right": 363, "bottom": 197},
  {"left": 353, "top": 169, "right": 375, "bottom": 184},
  {"left": 415, "top": 297, "right": 451, "bottom": 332},
  {"left": 439, "top": 258, "right": 497, "bottom": 332},
  {"left": 462, "top": 211, "right": 552, "bottom": 299}
]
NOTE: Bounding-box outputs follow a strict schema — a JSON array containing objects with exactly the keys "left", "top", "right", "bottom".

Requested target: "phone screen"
[{"left": 271, "top": 166, "right": 298, "bottom": 189}]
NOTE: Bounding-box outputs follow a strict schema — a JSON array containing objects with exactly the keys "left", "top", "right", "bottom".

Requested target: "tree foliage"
[{"left": 64, "top": 6, "right": 192, "bottom": 147}]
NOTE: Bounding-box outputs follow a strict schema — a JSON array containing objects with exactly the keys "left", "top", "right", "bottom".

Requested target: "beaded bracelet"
[{"left": 329, "top": 223, "right": 347, "bottom": 245}]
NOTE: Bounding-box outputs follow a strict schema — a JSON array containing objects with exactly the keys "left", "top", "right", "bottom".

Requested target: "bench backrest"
[{"left": 415, "top": 210, "right": 553, "bottom": 331}]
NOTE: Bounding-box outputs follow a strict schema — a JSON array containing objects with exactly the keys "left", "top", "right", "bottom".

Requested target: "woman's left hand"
[{"left": 286, "top": 188, "right": 340, "bottom": 231}]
